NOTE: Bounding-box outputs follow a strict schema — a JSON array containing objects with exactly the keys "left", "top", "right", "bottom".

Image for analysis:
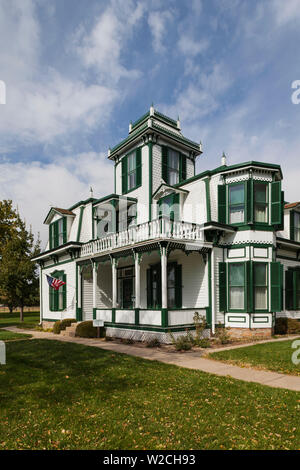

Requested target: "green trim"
[
  {"left": 49, "top": 269, "right": 66, "bottom": 312},
  {"left": 252, "top": 315, "right": 269, "bottom": 323},
  {"left": 112, "top": 308, "right": 116, "bottom": 323},
  {"left": 218, "top": 243, "right": 273, "bottom": 249},
  {"left": 207, "top": 251, "right": 212, "bottom": 327},
  {"left": 104, "top": 323, "right": 196, "bottom": 333},
  {"left": 93, "top": 308, "right": 97, "bottom": 320},
  {"left": 227, "top": 315, "right": 247, "bottom": 323},
  {"left": 148, "top": 142, "right": 153, "bottom": 221},
  {"left": 76, "top": 206, "right": 84, "bottom": 242},
  {"left": 161, "top": 308, "right": 168, "bottom": 327},
  {"left": 204, "top": 177, "right": 211, "bottom": 222},
  {"left": 135, "top": 308, "right": 139, "bottom": 325}
]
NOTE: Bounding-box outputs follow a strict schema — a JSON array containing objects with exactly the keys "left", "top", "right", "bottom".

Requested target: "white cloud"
[
  {"left": 76, "top": 1, "right": 145, "bottom": 83},
  {"left": 0, "top": 152, "right": 114, "bottom": 248},
  {"left": 178, "top": 35, "right": 209, "bottom": 57},
  {"left": 272, "top": 0, "right": 300, "bottom": 26},
  {"left": 148, "top": 10, "right": 174, "bottom": 53}
]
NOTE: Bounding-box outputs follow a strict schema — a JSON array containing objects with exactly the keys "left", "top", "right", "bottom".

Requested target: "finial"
[
  {"left": 177, "top": 115, "right": 181, "bottom": 130},
  {"left": 199, "top": 141, "right": 203, "bottom": 152},
  {"left": 90, "top": 186, "right": 94, "bottom": 198},
  {"left": 150, "top": 103, "right": 154, "bottom": 116},
  {"left": 129, "top": 121, "right": 132, "bottom": 132},
  {"left": 221, "top": 152, "right": 227, "bottom": 166},
  {"left": 108, "top": 147, "right": 111, "bottom": 157}
]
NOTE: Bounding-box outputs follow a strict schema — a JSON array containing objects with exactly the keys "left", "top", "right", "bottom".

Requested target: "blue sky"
[{"left": 0, "top": 0, "right": 300, "bottom": 246}]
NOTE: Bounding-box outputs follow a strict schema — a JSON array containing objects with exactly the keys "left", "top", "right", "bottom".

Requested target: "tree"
[
  {"left": 0, "top": 200, "right": 20, "bottom": 249},
  {"left": 0, "top": 200, "right": 41, "bottom": 320}
]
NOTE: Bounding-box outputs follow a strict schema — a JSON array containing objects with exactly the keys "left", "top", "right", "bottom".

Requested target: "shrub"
[
  {"left": 169, "top": 331, "right": 193, "bottom": 351},
  {"left": 146, "top": 338, "right": 161, "bottom": 348},
  {"left": 214, "top": 324, "right": 231, "bottom": 344},
  {"left": 275, "top": 317, "right": 300, "bottom": 335},
  {"left": 60, "top": 318, "right": 76, "bottom": 331},
  {"left": 75, "top": 321, "right": 105, "bottom": 338},
  {"left": 53, "top": 321, "right": 62, "bottom": 334}
]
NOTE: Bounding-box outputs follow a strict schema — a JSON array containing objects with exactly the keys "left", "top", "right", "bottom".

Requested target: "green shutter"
[
  {"left": 136, "top": 147, "right": 142, "bottom": 187},
  {"left": 218, "top": 185, "right": 226, "bottom": 224},
  {"left": 121, "top": 156, "right": 128, "bottom": 194},
  {"left": 290, "top": 210, "right": 295, "bottom": 241},
  {"left": 219, "top": 262, "right": 227, "bottom": 311},
  {"left": 246, "top": 180, "right": 253, "bottom": 224},
  {"left": 285, "top": 270, "right": 294, "bottom": 310},
  {"left": 277, "top": 191, "right": 285, "bottom": 231},
  {"left": 54, "top": 221, "right": 59, "bottom": 248},
  {"left": 162, "top": 146, "right": 168, "bottom": 183},
  {"left": 180, "top": 154, "right": 187, "bottom": 182},
  {"left": 49, "top": 285, "right": 54, "bottom": 311},
  {"left": 175, "top": 264, "right": 182, "bottom": 308},
  {"left": 63, "top": 217, "right": 67, "bottom": 244},
  {"left": 271, "top": 181, "right": 282, "bottom": 225},
  {"left": 49, "top": 224, "right": 53, "bottom": 250},
  {"left": 246, "top": 261, "right": 253, "bottom": 312},
  {"left": 147, "top": 269, "right": 152, "bottom": 308},
  {"left": 62, "top": 274, "right": 67, "bottom": 310},
  {"left": 270, "top": 262, "right": 282, "bottom": 312}
]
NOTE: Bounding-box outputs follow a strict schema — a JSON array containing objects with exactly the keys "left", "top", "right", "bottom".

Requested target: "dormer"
[{"left": 44, "top": 207, "right": 75, "bottom": 249}]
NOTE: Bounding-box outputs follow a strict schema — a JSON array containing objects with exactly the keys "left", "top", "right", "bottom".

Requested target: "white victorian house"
[{"left": 33, "top": 106, "right": 300, "bottom": 342}]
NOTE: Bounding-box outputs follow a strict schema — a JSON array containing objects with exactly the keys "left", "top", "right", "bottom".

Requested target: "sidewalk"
[{"left": 4, "top": 327, "right": 300, "bottom": 392}]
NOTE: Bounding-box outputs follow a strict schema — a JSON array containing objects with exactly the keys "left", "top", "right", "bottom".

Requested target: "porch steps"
[{"left": 60, "top": 323, "right": 77, "bottom": 337}]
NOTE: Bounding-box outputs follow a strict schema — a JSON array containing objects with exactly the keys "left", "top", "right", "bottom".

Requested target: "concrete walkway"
[{"left": 4, "top": 327, "right": 300, "bottom": 392}]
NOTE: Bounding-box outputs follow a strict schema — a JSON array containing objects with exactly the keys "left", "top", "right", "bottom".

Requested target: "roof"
[
  {"left": 284, "top": 202, "right": 300, "bottom": 209},
  {"left": 43, "top": 207, "right": 75, "bottom": 224},
  {"left": 175, "top": 161, "right": 283, "bottom": 188},
  {"left": 108, "top": 107, "right": 202, "bottom": 160}
]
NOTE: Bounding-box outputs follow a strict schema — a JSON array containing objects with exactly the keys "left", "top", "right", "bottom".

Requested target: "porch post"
[
  {"left": 92, "top": 260, "right": 97, "bottom": 319},
  {"left": 134, "top": 252, "right": 141, "bottom": 308},
  {"left": 161, "top": 245, "right": 168, "bottom": 309},
  {"left": 112, "top": 257, "right": 117, "bottom": 308}
]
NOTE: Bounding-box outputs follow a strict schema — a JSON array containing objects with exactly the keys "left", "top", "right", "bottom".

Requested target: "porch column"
[
  {"left": 92, "top": 260, "right": 97, "bottom": 319},
  {"left": 134, "top": 252, "right": 141, "bottom": 308},
  {"left": 161, "top": 245, "right": 168, "bottom": 309},
  {"left": 112, "top": 257, "right": 117, "bottom": 308}
]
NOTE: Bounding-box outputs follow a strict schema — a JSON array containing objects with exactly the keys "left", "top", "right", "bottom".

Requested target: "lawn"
[
  {"left": 0, "top": 339, "right": 299, "bottom": 450},
  {"left": 209, "top": 340, "right": 300, "bottom": 376},
  {"left": 0, "top": 330, "right": 32, "bottom": 341},
  {"left": 0, "top": 310, "right": 39, "bottom": 329}
]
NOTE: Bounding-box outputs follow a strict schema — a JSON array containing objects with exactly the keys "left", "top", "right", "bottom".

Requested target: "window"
[
  {"left": 286, "top": 269, "right": 300, "bottom": 310},
  {"left": 49, "top": 271, "right": 66, "bottom": 311},
  {"left": 162, "top": 146, "right": 187, "bottom": 185},
  {"left": 228, "top": 184, "right": 245, "bottom": 224},
  {"left": 117, "top": 266, "right": 135, "bottom": 308},
  {"left": 147, "top": 263, "right": 182, "bottom": 308},
  {"left": 229, "top": 263, "right": 245, "bottom": 310},
  {"left": 49, "top": 218, "right": 66, "bottom": 249},
  {"left": 158, "top": 193, "right": 179, "bottom": 221},
  {"left": 122, "top": 148, "right": 141, "bottom": 194},
  {"left": 293, "top": 212, "right": 300, "bottom": 242},
  {"left": 254, "top": 183, "right": 268, "bottom": 223},
  {"left": 254, "top": 263, "right": 268, "bottom": 310}
]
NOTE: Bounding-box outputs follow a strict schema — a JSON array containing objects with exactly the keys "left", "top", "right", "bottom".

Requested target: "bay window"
[
  {"left": 254, "top": 182, "right": 268, "bottom": 223},
  {"left": 254, "top": 263, "right": 268, "bottom": 310},
  {"left": 229, "top": 263, "right": 245, "bottom": 310},
  {"left": 228, "top": 184, "right": 245, "bottom": 224}
]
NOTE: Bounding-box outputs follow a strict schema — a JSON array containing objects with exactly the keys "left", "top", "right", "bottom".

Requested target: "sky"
[{"left": 0, "top": 0, "right": 300, "bottom": 248}]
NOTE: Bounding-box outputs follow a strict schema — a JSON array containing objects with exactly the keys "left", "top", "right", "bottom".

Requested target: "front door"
[{"left": 122, "top": 278, "right": 133, "bottom": 308}]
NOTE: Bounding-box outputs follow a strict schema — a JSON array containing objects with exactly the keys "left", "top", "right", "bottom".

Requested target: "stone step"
[{"left": 60, "top": 323, "right": 77, "bottom": 337}]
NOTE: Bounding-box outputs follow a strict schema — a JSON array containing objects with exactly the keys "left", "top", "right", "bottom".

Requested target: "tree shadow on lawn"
[{"left": 0, "top": 339, "right": 163, "bottom": 408}]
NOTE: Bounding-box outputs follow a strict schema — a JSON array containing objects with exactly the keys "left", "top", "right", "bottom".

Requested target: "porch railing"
[{"left": 80, "top": 217, "right": 205, "bottom": 258}]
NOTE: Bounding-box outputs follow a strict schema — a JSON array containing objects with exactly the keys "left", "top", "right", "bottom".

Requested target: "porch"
[{"left": 77, "top": 241, "right": 212, "bottom": 342}]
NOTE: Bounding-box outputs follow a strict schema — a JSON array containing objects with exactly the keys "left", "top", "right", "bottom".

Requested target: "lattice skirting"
[{"left": 105, "top": 327, "right": 210, "bottom": 344}]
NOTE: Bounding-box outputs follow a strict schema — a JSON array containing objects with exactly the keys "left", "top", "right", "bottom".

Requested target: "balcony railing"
[{"left": 80, "top": 217, "right": 205, "bottom": 258}]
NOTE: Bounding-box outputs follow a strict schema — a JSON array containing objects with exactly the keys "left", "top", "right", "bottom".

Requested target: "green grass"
[
  {"left": 0, "top": 339, "right": 299, "bottom": 450},
  {"left": 209, "top": 340, "right": 300, "bottom": 376},
  {"left": 0, "top": 330, "right": 32, "bottom": 341},
  {"left": 0, "top": 310, "right": 39, "bottom": 329}
]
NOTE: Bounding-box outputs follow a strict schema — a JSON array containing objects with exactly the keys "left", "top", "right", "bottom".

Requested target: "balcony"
[{"left": 80, "top": 216, "right": 205, "bottom": 258}]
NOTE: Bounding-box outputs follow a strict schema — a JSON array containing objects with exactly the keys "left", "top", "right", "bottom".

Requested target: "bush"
[
  {"left": 169, "top": 331, "right": 193, "bottom": 351},
  {"left": 53, "top": 321, "right": 62, "bottom": 334},
  {"left": 146, "top": 338, "right": 161, "bottom": 348},
  {"left": 214, "top": 324, "right": 231, "bottom": 344},
  {"left": 75, "top": 321, "right": 105, "bottom": 338},
  {"left": 275, "top": 317, "right": 300, "bottom": 335},
  {"left": 60, "top": 318, "right": 76, "bottom": 331}
]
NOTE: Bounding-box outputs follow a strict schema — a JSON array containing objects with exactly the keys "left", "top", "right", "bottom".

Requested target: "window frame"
[
  {"left": 122, "top": 148, "right": 142, "bottom": 195},
  {"left": 147, "top": 262, "right": 182, "bottom": 309},
  {"left": 158, "top": 193, "right": 180, "bottom": 222},
  {"left": 253, "top": 181, "right": 269, "bottom": 225},
  {"left": 253, "top": 262, "right": 269, "bottom": 312},
  {"left": 49, "top": 217, "right": 67, "bottom": 249},
  {"left": 228, "top": 262, "right": 246, "bottom": 313},
  {"left": 162, "top": 146, "right": 187, "bottom": 186},
  {"left": 49, "top": 270, "right": 66, "bottom": 312},
  {"left": 294, "top": 212, "right": 300, "bottom": 242},
  {"left": 227, "top": 182, "right": 246, "bottom": 226}
]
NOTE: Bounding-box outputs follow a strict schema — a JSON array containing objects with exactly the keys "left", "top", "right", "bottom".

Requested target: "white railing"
[{"left": 80, "top": 217, "right": 205, "bottom": 258}]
